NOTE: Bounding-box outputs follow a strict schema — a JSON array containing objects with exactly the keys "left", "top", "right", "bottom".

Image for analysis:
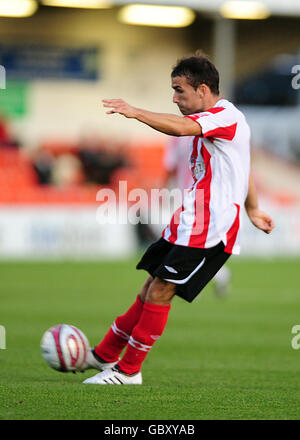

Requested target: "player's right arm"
[{"left": 102, "top": 99, "right": 201, "bottom": 136}]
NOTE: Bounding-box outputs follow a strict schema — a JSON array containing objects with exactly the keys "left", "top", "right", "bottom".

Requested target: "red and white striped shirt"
[{"left": 162, "top": 99, "right": 251, "bottom": 255}]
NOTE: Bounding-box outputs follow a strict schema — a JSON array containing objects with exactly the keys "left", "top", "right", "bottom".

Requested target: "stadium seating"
[{"left": 0, "top": 141, "right": 168, "bottom": 204}]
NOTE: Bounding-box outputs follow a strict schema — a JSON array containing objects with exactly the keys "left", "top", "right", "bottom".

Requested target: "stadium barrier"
[{"left": 0, "top": 143, "right": 299, "bottom": 258}]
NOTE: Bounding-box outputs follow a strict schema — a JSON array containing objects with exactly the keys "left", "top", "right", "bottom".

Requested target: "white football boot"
[
  {"left": 83, "top": 367, "right": 142, "bottom": 385},
  {"left": 79, "top": 349, "right": 118, "bottom": 372}
]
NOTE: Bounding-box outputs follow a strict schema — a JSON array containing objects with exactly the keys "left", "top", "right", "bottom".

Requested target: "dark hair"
[{"left": 171, "top": 52, "right": 219, "bottom": 95}]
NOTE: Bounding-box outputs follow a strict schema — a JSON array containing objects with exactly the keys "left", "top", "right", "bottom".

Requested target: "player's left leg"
[
  {"left": 83, "top": 278, "right": 175, "bottom": 384},
  {"left": 83, "top": 238, "right": 173, "bottom": 375},
  {"left": 82, "top": 276, "right": 152, "bottom": 371}
]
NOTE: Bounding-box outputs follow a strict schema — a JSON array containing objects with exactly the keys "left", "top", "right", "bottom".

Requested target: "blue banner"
[{"left": 0, "top": 44, "right": 99, "bottom": 80}]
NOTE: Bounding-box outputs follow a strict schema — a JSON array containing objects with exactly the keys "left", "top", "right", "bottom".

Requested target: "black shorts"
[{"left": 136, "top": 237, "right": 230, "bottom": 303}]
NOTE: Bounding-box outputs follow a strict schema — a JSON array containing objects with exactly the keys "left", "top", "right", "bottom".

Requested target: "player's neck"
[{"left": 202, "top": 94, "right": 221, "bottom": 112}]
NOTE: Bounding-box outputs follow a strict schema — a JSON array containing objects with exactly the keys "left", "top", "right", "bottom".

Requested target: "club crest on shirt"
[{"left": 191, "top": 156, "right": 205, "bottom": 181}]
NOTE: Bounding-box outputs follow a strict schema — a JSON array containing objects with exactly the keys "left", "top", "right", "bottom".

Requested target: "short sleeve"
[{"left": 185, "top": 106, "right": 237, "bottom": 141}]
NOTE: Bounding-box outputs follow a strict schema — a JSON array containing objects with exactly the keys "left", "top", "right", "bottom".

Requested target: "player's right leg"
[
  {"left": 81, "top": 276, "right": 153, "bottom": 371},
  {"left": 81, "top": 348, "right": 118, "bottom": 372}
]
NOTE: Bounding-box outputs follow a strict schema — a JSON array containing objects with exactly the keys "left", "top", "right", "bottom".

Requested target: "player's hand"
[
  {"left": 247, "top": 208, "right": 275, "bottom": 234},
  {"left": 102, "top": 99, "right": 137, "bottom": 118}
]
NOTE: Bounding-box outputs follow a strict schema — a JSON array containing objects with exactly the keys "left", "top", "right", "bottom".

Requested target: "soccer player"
[
  {"left": 163, "top": 136, "right": 232, "bottom": 297},
  {"left": 82, "top": 53, "right": 274, "bottom": 385}
]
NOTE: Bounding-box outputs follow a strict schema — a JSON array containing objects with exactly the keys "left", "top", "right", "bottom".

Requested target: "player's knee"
[
  {"left": 146, "top": 277, "right": 175, "bottom": 305},
  {"left": 138, "top": 275, "right": 153, "bottom": 303}
]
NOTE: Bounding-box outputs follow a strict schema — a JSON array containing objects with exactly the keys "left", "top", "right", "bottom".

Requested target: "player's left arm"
[
  {"left": 245, "top": 173, "right": 275, "bottom": 234},
  {"left": 102, "top": 99, "right": 201, "bottom": 136}
]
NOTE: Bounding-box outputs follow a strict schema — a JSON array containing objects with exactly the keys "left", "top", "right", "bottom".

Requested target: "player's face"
[{"left": 172, "top": 76, "right": 205, "bottom": 115}]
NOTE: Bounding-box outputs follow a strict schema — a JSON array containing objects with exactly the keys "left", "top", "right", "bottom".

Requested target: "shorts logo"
[
  {"left": 150, "top": 335, "right": 160, "bottom": 340},
  {"left": 164, "top": 265, "right": 178, "bottom": 274},
  {"left": 164, "top": 257, "right": 206, "bottom": 285}
]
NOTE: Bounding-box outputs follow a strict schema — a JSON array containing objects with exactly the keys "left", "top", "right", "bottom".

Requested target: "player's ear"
[{"left": 196, "top": 83, "right": 207, "bottom": 98}]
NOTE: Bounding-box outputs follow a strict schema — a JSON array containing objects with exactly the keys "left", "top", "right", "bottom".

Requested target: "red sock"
[
  {"left": 94, "top": 295, "right": 144, "bottom": 362},
  {"left": 117, "top": 302, "right": 171, "bottom": 375}
]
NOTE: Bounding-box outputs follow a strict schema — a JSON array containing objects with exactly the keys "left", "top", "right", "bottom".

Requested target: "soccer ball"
[{"left": 40, "top": 324, "right": 89, "bottom": 372}]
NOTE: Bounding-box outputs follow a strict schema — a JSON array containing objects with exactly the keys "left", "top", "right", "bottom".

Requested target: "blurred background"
[
  {"left": 2, "top": 2, "right": 300, "bottom": 421},
  {"left": 0, "top": 0, "right": 299, "bottom": 260}
]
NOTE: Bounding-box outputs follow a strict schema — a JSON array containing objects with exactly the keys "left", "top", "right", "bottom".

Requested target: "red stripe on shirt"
[
  {"left": 188, "top": 143, "right": 212, "bottom": 247},
  {"left": 185, "top": 107, "right": 225, "bottom": 121},
  {"left": 204, "top": 122, "right": 237, "bottom": 141},
  {"left": 190, "top": 136, "right": 199, "bottom": 181},
  {"left": 167, "top": 206, "right": 183, "bottom": 244},
  {"left": 205, "top": 107, "right": 225, "bottom": 114},
  {"left": 185, "top": 114, "right": 199, "bottom": 121},
  {"left": 224, "top": 203, "right": 240, "bottom": 254},
  {"left": 165, "top": 136, "right": 199, "bottom": 244}
]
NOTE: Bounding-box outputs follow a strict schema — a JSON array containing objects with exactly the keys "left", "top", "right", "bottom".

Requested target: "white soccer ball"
[{"left": 40, "top": 324, "right": 89, "bottom": 372}]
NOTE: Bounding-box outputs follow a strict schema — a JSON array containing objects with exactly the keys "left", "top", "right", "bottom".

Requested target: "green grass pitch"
[{"left": 0, "top": 257, "right": 300, "bottom": 420}]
